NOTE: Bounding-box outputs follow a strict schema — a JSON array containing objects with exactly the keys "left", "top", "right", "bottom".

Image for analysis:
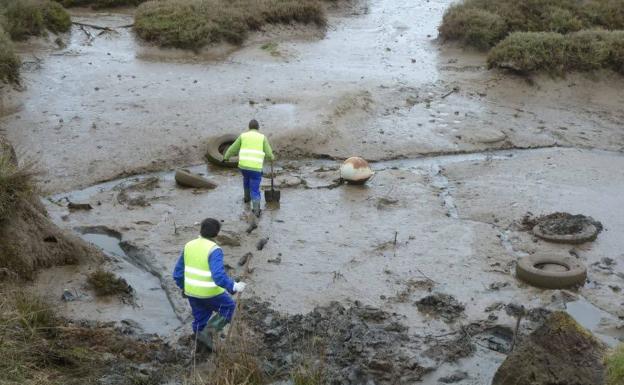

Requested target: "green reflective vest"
[
  {"left": 238, "top": 130, "right": 266, "bottom": 172},
  {"left": 183, "top": 237, "right": 225, "bottom": 298}
]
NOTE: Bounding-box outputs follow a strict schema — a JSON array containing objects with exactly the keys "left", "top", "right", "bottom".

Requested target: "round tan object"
[
  {"left": 516, "top": 254, "right": 586, "bottom": 289},
  {"left": 340, "top": 157, "right": 374, "bottom": 184}
]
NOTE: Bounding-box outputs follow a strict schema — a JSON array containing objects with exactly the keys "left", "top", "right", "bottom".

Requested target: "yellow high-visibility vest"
[
  {"left": 183, "top": 237, "right": 225, "bottom": 298},
  {"left": 238, "top": 130, "right": 266, "bottom": 172}
]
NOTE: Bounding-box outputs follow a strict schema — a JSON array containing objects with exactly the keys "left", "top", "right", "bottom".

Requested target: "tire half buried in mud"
[
  {"left": 205, "top": 134, "right": 238, "bottom": 168},
  {"left": 532, "top": 223, "right": 599, "bottom": 244},
  {"left": 516, "top": 254, "right": 586, "bottom": 289}
]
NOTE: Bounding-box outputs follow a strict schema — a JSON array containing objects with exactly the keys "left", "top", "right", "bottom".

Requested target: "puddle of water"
[
  {"left": 81, "top": 233, "right": 126, "bottom": 257},
  {"left": 566, "top": 299, "right": 623, "bottom": 347}
]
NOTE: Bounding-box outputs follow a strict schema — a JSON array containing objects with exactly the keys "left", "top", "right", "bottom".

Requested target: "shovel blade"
[{"left": 264, "top": 190, "right": 281, "bottom": 203}]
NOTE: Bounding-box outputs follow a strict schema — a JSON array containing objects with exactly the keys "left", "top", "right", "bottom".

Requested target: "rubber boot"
[
  {"left": 196, "top": 315, "right": 229, "bottom": 352},
  {"left": 243, "top": 188, "right": 251, "bottom": 203},
  {"left": 252, "top": 200, "right": 261, "bottom": 218}
]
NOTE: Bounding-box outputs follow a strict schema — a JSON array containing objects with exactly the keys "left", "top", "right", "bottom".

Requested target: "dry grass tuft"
[
  {"left": 0, "top": 154, "right": 36, "bottom": 222},
  {"left": 87, "top": 268, "right": 133, "bottom": 296},
  {"left": 55, "top": 0, "right": 147, "bottom": 8},
  {"left": 0, "top": 25, "right": 19, "bottom": 83},
  {"left": 607, "top": 344, "right": 624, "bottom": 385},
  {"left": 134, "top": 0, "right": 328, "bottom": 49}
]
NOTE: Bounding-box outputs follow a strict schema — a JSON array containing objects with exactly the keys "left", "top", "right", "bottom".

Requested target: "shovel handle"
[{"left": 270, "top": 161, "right": 275, "bottom": 191}]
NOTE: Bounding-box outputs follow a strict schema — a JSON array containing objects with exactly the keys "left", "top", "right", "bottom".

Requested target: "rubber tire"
[
  {"left": 516, "top": 254, "right": 586, "bottom": 289},
  {"left": 174, "top": 169, "right": 217, "bottom": 189},
  {"left": 205, "top": 134, "right": 238, "bottom": 168},
  {"left": 532, "top": 223, "right": 598, "bottom": 244}
]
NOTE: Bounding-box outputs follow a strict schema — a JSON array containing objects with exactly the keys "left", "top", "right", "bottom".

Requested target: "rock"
[
  {"left": 438, "top": 370, "right": 468, "bottom": 383},
  {"left": 491, "top": 311, "right": 607, "bottom": 385},
  {"left": 467, "top": 128, "right": 507, "bottom": 144}
]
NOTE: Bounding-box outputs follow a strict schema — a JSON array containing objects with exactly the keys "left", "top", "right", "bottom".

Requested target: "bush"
[
  {"left": 1, "top": 0, "right": 71, "bottom": 40},
  {"left": 135, "top": 0, "right": 327, "bottom": 49},
  {"left": 487, "top": 30, "right": 624, "bottom": 75},
  {"left": 0, "top": 26, "right": 19, "bottom": 84},
  {"left": 439, "top": 7, "right": 506, "bottom": 49},
  {"left": 438, "top": 0, "right": 624, "bottom": 49}
]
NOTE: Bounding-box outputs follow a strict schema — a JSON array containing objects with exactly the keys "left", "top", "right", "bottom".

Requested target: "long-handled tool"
[{"left": 264, "top": 161, "right": 281, "bottom": 203}]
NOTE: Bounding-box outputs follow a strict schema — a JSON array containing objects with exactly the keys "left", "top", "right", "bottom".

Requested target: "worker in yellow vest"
[
  {"left": 172, "top": 218, "right": 247, "bottom": 351},
  {"left": 223, "top": 119, "right": 275, "bottom": 217}
]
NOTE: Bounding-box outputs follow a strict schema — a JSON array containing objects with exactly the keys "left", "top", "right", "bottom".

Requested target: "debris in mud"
[
  {"left": 246, "top": 222, "right": 258, "bottom": 234},
  {"left": 238, "top": 252, "right": 252, "bottom": 266},
  {"left": 416, "top": 293, "right": 465, "bottom": 322},
  {"left": 267, "top": 255, "right": 282, "bottom": 264},
  {"left": 376, "top": 197, "right": 398, "bottom": 210},
  {"left": 424, "top": 332, "right": 475, "bottom": 363},
  {"left": 216, "top": 230, "right": 241, "bottom": 247},
  {"left": 491, "top": 311, "right": 608, "bottom": 385},
  {"left": 68, "top": 201, "right": 93, "bottom": 211},
  {"left": 390, "top": 279, "right": 434, "bottom": 303},
  {"left": 61, "top": 289, "right": 77, "bottom": 302},
  {"left": 174, "top": 169, "right": 217, "bottom": 189},
  {"left": 256, "top": 237, "right": 269, "bottom": 251},
  {"left": 438, "top": 370, "right": 469, "bottom": 383},
  {"left": 522, "top": 212, "right": 602, "bottom": 234},
  {"left": 241, "top": 299, "right": 433, "bottom": 384},
  {"left": 488, "top": 281, "right": 510, "bottom": 290}
]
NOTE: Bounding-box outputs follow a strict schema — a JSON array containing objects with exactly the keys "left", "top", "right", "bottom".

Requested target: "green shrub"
[
  {"left": 438, "top": 0, "right": 624, "bottom": 49},
  {"left": 607, "top": 344, "right": 624, "bottom": 385},
  {"left": 1, "top": 0, "right": 71, "bottom": 40},
  {"left": 487, "top": 30, "right": 624, "bottom": 75},
  {"left": 439, "top": 7, "right": 506, "bottom": 49},
  {"left": 0, "top": 26, "right": 19, "bottom": 84},
  {"left": 135, "top": 0, "right": 327, "bottom": 49}
]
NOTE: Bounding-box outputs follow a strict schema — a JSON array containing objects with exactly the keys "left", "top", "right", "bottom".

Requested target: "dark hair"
[
  {"left": 200, "top": 218, "right": 221, "bottom": 238},
  {"left": 249, "top": 119, "right": 259, "bottom": 130}
]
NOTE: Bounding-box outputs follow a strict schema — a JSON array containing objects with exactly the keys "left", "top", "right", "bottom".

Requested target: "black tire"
[
  {"left": 205, "top": 134, "right": 238, "bottom": 168},
  {"left": 532, "top": 223, "right": 598, "bottom": 244},
  {"left": 516, "top": 254, "right": 586, "bottom": 289},
  {"left": 175, "top": 169, "right": 217, "bottom": 189}
]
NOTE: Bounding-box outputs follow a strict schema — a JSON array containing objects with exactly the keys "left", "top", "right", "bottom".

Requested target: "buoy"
[{"left": 340, "top": 157, "right": 374, "bottom": 184}]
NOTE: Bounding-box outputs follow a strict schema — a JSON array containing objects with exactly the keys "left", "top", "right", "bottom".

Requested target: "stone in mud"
[
  {"left": 216, "top": 230, "right": 241, "bottom": 247},
  {"left": 491, "top": 311, "right": 607, "bottom": 385},
  {"left": 416, "top": 293, "right": 465, "bottom": 322}
]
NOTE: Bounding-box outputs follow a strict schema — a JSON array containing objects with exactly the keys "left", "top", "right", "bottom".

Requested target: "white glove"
[{"left": 233, "top": 282, "right": 247, "bottom": 293}]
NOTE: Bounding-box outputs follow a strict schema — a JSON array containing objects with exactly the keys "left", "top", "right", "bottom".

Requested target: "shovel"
[{"left": 264, "top": 161, "right": 281, "bottom": 203}]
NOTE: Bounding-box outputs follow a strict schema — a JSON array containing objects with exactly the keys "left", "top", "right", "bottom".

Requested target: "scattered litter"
[
  {"left": 256, "top": 237, "right": 269, "bottom": 251},
  {"left": 61, "top": 289, "right": 76, "bottom": 302},
  {"left": 238, "top": 252, "right": 252, "bottom": 266},
  {"left": 416, "top": 293, "right": 465, "bottom": 322},
  {"left": 68, "top": 202, "right": 93, "bottom": 211}
]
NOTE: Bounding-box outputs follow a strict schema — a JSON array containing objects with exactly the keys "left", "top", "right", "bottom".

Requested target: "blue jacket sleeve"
[
  {"left": 172, "top": 251, "right": 185, "bottom": 289},
  {"left": 209, "top": 248, "right": 235, "bottom": 294}
]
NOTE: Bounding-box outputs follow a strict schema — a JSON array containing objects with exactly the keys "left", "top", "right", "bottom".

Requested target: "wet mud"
[{"left": 1, "top": 0, "right": 624, "bottom": 383}]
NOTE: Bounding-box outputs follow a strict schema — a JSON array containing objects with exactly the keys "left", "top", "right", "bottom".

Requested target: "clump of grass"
[
  {"left": 487, "top": 30, "right": 624, "bottom": 75},
  {"left": 135, "top": 0, "right": 327, "bottom": 49},
  {"left": 55, "top": 0, "right": 147, "bottom": 9},
  {"left": 0, "top": 154, "right": 35, "bottom": 221},
  {"left": 1, "top": 0, "right": 71, "bottom": 40},
  {"left": 606, "top": 344, "right": 624, "bottom": 385},
  {"left": 439, "top": 0, "right": 624, "bottom": 50},
  {"left": 87, "top": 268, "right": 132, "bottom": 296},
  {"left": 0, "top": 25, "right": 19, "bottom": 83}
]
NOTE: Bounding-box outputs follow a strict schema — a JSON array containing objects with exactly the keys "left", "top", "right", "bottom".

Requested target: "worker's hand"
[{"left": 233, "top": 281, "right": 247, "bottom": 293}]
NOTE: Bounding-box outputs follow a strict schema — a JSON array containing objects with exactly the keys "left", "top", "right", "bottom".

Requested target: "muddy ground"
[{"left": 1, "top": 0, "right": 624, "bottom": 384}]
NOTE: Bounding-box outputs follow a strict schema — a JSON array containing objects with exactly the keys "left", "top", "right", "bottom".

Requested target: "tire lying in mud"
[
  {"left": 532, "top": 223, "right": 599, "bottom": 244},
  {"left": 174, "top": 169, "right": 217, "bottom": 189},
  {"left": 205, "top": 134, "right": 238, "bottom": 168},
  {"left": 516, "top": 254, "right": 586, "bottom": 289},
  {"left": 531, "top": 212, "right": 601, "bottom": 244}
]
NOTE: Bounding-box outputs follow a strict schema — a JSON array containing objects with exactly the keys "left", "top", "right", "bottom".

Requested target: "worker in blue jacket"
[{"left": 173, "top": 218, "right": 247, "bottom": 350}]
